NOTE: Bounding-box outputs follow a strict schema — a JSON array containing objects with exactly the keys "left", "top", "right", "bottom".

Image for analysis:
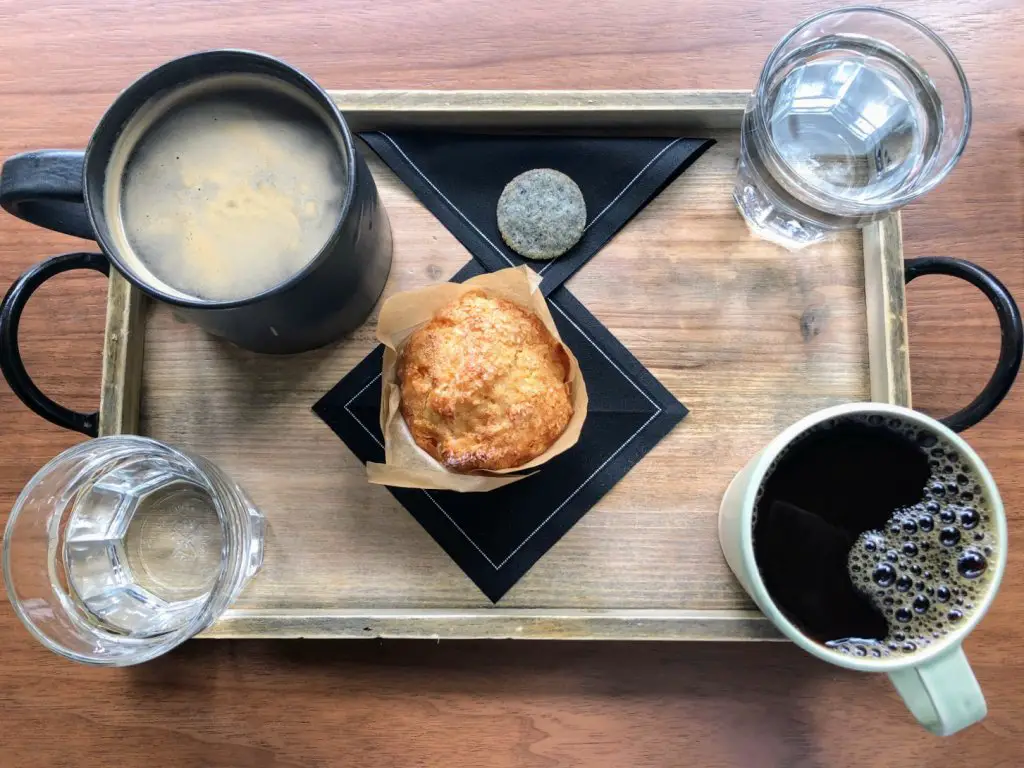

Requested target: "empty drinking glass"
[
  {"left": 734, "top": 6, "right": 971, "bottom": 248},
  {"left": 3, "top": 436, "right": 263, "bottom": 665}
]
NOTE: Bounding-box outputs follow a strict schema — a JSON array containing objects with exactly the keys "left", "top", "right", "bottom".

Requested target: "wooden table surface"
[{"left": 0, "top": 1, "right": 1020, "bottom": 765}]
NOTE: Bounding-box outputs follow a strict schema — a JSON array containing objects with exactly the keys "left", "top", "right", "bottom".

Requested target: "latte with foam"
[{"left": 105, "top": 73, "right": 348, "bottom": 302}]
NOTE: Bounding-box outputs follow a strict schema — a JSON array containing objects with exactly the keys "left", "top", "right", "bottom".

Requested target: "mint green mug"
[{"left": 719, "top": 403, "right": 1007, "bottom": 736}]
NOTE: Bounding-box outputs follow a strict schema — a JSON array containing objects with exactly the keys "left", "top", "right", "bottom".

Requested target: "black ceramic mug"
[{"left": 0, "top": 50, "right": 392, "bottom": 433}]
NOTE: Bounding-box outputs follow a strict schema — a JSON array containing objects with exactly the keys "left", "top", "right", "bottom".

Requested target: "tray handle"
[
  {"left": 905, "top": 256, "right": 1022, "bottom": 432},
  {"left": 0, "top": 252, "right": 110, "bottom": 436}
]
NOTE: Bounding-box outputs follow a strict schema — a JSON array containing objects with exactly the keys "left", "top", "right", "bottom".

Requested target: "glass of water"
[
  {"left": 3, "top": 436, "right": 263, "bottom": 665},
  {"left": 734, "top": 6, "right": 971, "bottom": 249}
]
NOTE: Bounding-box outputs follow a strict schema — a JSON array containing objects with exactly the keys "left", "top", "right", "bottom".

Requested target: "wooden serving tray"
[{"left": 98, "top": 90, "right": 909, "bottom": 640}]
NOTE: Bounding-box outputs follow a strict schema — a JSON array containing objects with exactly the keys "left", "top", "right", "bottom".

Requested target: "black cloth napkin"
[
  {"left": 315, "top": 132, "right": 713, "bottom": 601},
  {"left": 360, "top": 132, "right": 714, "bottom": 295},
  {"left": 315, "top": 261, "right": 686, "bottom": 602}
]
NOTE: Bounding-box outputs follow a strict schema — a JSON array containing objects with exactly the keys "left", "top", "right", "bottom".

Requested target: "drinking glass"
[
  {"left": 734, "top": 6, "right": 971, "bottom": 249},
  {"left": 3, "top": 436, "right": 263, "bottom": 665}
]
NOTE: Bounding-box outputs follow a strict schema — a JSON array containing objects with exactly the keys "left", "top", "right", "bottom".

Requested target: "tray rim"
[{"left": 98, "top": 89, "right": 910, "bottom": 641}]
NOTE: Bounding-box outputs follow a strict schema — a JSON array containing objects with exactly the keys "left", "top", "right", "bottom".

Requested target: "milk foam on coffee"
[{"left": 104, "top": 73, "right": 348, "bottom": 302}]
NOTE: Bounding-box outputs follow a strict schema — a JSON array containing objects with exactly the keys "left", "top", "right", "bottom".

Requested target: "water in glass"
[
  {"left": 5, "top": 436, "right": 262, "bottom": 664},
  {"left": 768, "top": 36, "right": 942, "bottom": 204},
  {"left": 737, "top": 35, "right": 944, "bottom": 247},
  {"left": 735, "top": 7, "right": 970, "bottom": 249},
  {"left": 60, "top": 456, "right": 226, "bottom": 637}
]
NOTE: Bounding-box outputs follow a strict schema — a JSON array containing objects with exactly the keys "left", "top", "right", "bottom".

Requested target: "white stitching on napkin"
[
  {"left": 344, "top": 373, "right": 385, "bottom": 448},
  {"left": 493, "top": 409, "right": 660, "bottom": 569},
  {"left": 378, "top": 132, "right": 516, "bottom": 269},
  {"left": 343, "top": 322, "right": 663, "bottom": 574},
  {"left": 538, "top": 138, "right": 683, "bottom": 276},
  {"left": 345, "top": 133, "right": 669, "bottom": 571},
  {"left": 377, "top": 130, "right": 654, "bottom": 407}
]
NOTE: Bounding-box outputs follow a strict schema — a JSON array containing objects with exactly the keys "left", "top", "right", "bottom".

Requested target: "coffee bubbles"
[
  {"left": 752, "top": 413, "right": 998, "bottom": 660},
  {"left": 831, "top": 420, "right": 996, "bottom": 657}
]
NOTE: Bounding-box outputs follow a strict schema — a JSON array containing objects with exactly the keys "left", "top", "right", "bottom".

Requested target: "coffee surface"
[
  {"left": 107, "top": 74, "right": 347, "bottom": 302},
  {"left": 753, "top": 414, "right": 999, "bottom": 659}
]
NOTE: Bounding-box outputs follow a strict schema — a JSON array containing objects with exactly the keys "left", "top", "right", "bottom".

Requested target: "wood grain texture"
[
  {"left": 1, "top": 0, "right": 1022, "bottom": 765},
  {"left": 99, "top": 271, "right": 144, "bottom": 435},
  {"left": 107, "top": 103, "right": 899, "bottom": 639},
  {"left": 329, "top": 89, "right": 750, "bottom": 132},
  {"left": 863, "top": 215, "right": 912, "bottom": 406}
]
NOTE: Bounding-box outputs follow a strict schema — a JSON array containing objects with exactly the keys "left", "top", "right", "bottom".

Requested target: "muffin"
[{"left": 398, "top": 289, "right": 574, "bottom": 472}]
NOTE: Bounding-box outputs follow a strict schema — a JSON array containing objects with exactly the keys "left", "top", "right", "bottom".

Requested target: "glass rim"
[
  {"left": 2, "top": 436, "right": 238, "bottom": 666},
  {"left": 752, "top": 5, "right": 972, "bottom": 215}
]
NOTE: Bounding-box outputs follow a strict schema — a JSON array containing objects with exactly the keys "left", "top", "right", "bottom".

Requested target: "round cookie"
[{"left": 496, "top": 168, "right": 586, "bottom": 260}]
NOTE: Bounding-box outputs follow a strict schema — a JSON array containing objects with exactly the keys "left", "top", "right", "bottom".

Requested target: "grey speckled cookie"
[{"left": 496, "top": 168, "right": 587, "bottom": 261}]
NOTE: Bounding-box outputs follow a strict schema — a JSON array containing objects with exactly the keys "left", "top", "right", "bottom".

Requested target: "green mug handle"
[{"left": 888, "top": 645, "right": 986, "bottom": 736}]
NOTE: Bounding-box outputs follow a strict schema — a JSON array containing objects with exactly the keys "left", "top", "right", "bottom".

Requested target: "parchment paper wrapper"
[{"left": 366, "top": 266, "right": 588, "bottom": 492}]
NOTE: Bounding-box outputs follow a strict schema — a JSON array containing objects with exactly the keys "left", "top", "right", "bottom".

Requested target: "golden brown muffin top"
[{"left": 398, "top": 289, "right": 574, "bottom": 472}]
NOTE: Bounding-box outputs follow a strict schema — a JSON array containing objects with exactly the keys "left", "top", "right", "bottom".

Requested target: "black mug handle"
[
  {"left": 904, "top": 256, "right": 1023, "bottom": 433},
  {"left": 0, "top": 252, "right": 110, "bottom": 436},
  {"left": 0, "top": 150, "right": 93, "bottom": 239}
]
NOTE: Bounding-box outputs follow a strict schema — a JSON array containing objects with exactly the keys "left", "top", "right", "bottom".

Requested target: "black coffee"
[{"left": 753, "top": 414, "right": 998, "bottom": 658}]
